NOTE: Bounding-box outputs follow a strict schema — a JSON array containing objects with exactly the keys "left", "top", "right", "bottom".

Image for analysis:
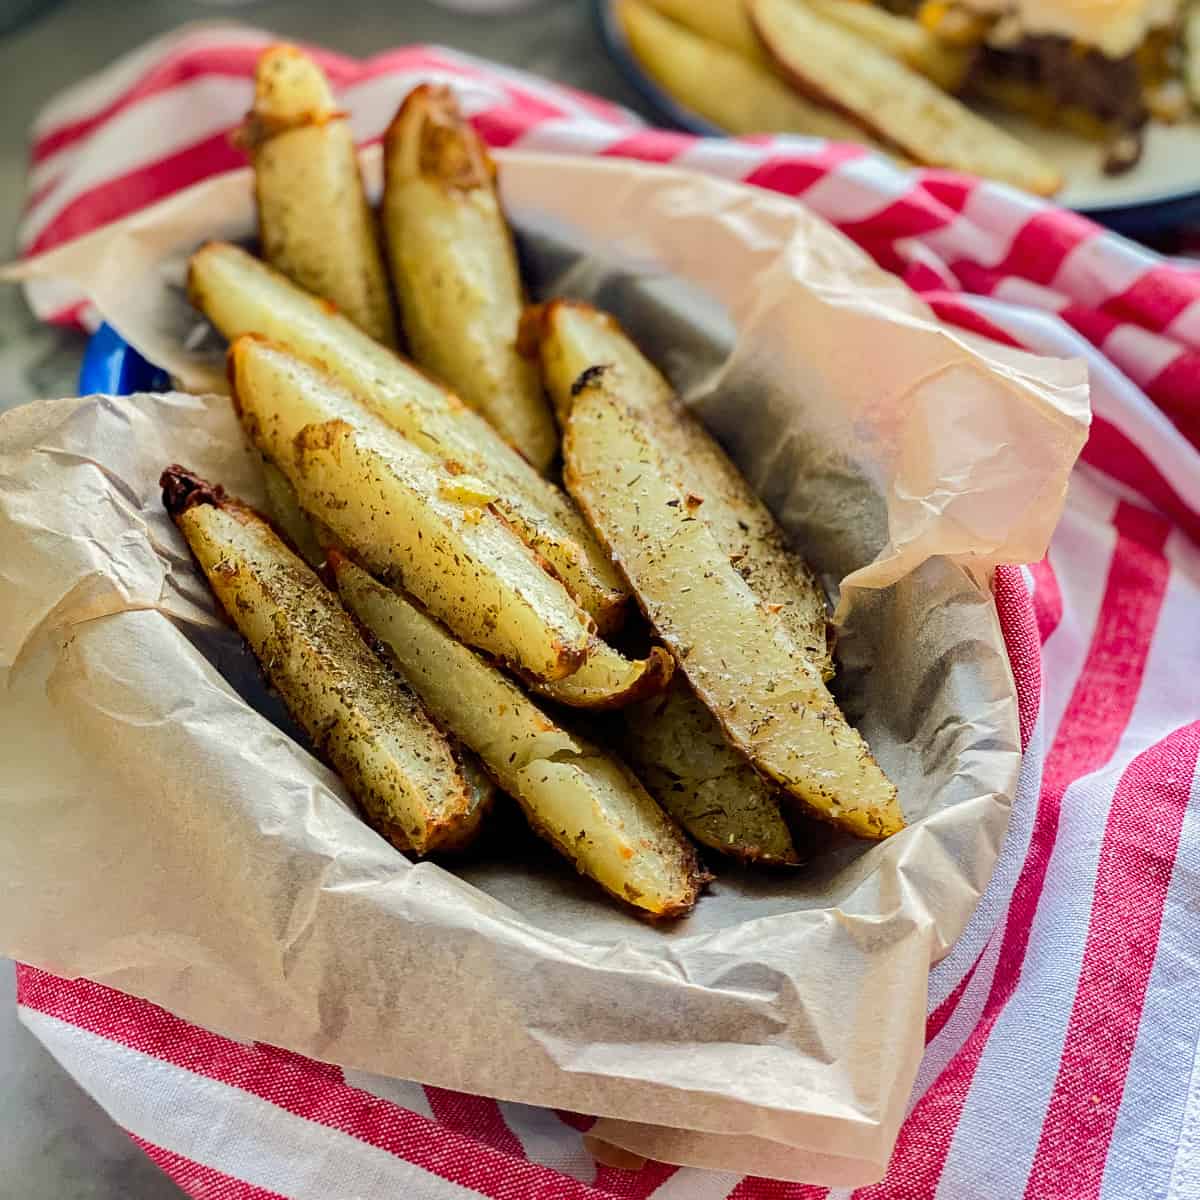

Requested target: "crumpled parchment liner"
[{"left": 0, "top": 151, "right": 1088, "bottom": 1185}]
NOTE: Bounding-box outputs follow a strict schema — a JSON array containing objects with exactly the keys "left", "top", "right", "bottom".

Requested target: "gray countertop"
[{"left": 0, "top": 3, "right": 640, "bottom": 1195}]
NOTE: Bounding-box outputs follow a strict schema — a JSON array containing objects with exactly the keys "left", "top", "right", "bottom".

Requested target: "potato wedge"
[
  {"left": 259, "top": 457, "right": 327, "bottom": 569},
  {"left": 803, "top": 0, "right": 970, "bottom": 91},
  {"left": 618, "top": 0, "right": 879, "bottom": 142},
  {"left": 238, "top": 45, "right": 395, "bottom": 346},
  {"left": 624, "top": 679, "right": 800, "bottom": 864},
  {"left": 229, "top": 336, "right": 593, "bottom": 682},
  {"left": 159, "top": 466, "right": 474, "bottom": 855},
  {"left": 564, "top": 374, "right": 902, "bottom": 840},
  {"left": 332, "top": 555, "right": 705, "bottom": 917},
  {"left": 382, "top": 85, "right": 557, "bottom": 472},
  {"left": 748, "top": 0, "right": 1061, "bottom": 194},
  {"left": 189, "top": 243, "right": 628, "bottom": 634},
  {"left": 529, "top": 642, "right": 674, "bottom": 710},
  {"left": 527, "top": 299, "right": 833, "bottom": 681}
]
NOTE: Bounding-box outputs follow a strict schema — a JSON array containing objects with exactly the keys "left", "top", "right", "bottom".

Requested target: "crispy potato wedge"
[
  {"left": 748, "top": 0, "right": 1061, "bottom": 194},
  {"left": 803, "top": 0, "right": 970, "bottom": 91},
  {"left": 564, "top": 374, "right": 903, "bottom": 840},
  {"left": 624, "top": 679, "right": 800, "bottom": 864},
  {"left": 529, "top": 642, "right": 674, "bottom": 710},
  {"left": 259, "top": 433, "right": 656, "bottom": 710},
  {"left": 332, "top": 555, "right": 705, "bottom": 917},
  {"left": 259, "top": 457, "right": 327, "bottom": 569},
  {"left": 189, "top": 243, "right": 628, "bottom": 634},
  {"left": 382, "top": 85, "right": 557, "bottom": 472},
  {"left": 618, "top": 0, "right": 879, "bottom": 142},
  {"left": 230, "top": 337, "right": 593, "bottom": 682},
  {"left": 527, "top": 298, "right": 833, "bottom": 681},
  {"left": 238, "top": 45, "right": 396, "bottom": 346},
  {"left": 159, "top": 466, "right": 474, "bottom": 855}
]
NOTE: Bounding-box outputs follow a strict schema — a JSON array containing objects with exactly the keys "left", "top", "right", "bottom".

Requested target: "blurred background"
[{"left": 0, "top": 4, "right": 638, "bottom": 1197}]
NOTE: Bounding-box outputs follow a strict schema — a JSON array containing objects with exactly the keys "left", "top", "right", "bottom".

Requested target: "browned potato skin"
[
  {"left": 525, "top": 643, "right": 675, "bottom": 710},
  {"left": 228, "top": 336, "right": 595, "bottom": 683},
  {"left": 332, "top": 553, "right": 707, "bottom": 918},
  {"left": 524, "top": 298, "right": 834, "bottom": 682},
  {"left": 187, "top": 242, "right": 630, "bottom": 636},
  {"left": 239, "top": 44, "right": 397, "bottom": 346},
  {"left": 624, "top": 679, "right": 801, "bottom": 865},
  {"left": 563, "top": 375, "right": 903, "bottom": 841},
  {"left": 159, "top": 465, "right": 476, "bottom": 856},
  {"left": 383, "top": 84, "right": 558, "bottom": 472}
]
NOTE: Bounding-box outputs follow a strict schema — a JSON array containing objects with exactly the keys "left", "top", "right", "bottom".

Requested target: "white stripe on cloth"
[
  {"left": 1166, "top": 986, "right": 1200, "bottom": 1200},
  {"left": 916, "top": 181, "right": 1047, "bottom": 270},
  {"left": 798, "top": 154, "right": 914, "bottom": 224},
  {"left": 966, "top": 296, "right": 1200, "bottom": 520},
  {"left": 29, "top": 23, "right": 268, "bottom": 140},
  {"left": 1101, "top": 324, "right": 1187, "bottom": 390},
  {"left": 934, "top": 519, "right": 1186, "bottom": 1200},
  {"left": 496, "top": 1102, "right": 596, "bottom": 1184},
  {"left": 647, "top": 1168, "right": 743, "bottom": 1199},
  {"left": 1051, "top": 234, "right": 1158, "bottom": 307},
  {"left": 20, "top": 1009, "right": 485, "bottom": 1200},
  {"left": 1166, "top": 297, "right": 1200, "bottom": 351},
  {"left": 673, "top": 139, "right": 771, "bottom": 183},
  {"left": 18, "top": 74, "right": 255, "bottom": 249},
  {"left": 513, "top": 118, "right": 630, "bottom": 157}
]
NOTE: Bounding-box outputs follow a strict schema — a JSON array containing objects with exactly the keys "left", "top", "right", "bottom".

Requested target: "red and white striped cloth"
[{"left": 14, "top": 25, "right": 1200, "bottom": 1200}]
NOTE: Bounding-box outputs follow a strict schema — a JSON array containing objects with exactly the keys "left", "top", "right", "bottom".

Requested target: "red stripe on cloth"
[
  {"left": 24, "top": 130, "right": 246, "bottom": 256},
  {"left": 742, "top": 143, "right": 866, "bottom": 197},
  {"left": 1082, "top": 417, "right": 1200, "bottom": 547},
  {"left": 1099, "top": 265, "right": 1199, "bottom": 333},
  {"left": 128, "top": 1136, "right": 290, "bottom": 1200},
  {"left": 31, "top": 40, "right": 468, "bottom": 164},
  {"left": 839, "top": 193, "right": 966, "bottom": 246},
  {"left": 852, "top": 500, "right": 1171, "bottom": 1200},
  {"left": 993, "top": 563, "right": 1042, "bottom": 753},
  {"left": 1028, "top": 557, "right": 1065, "bottom": 646},
  {"left": 993, "top": 215, "right": 1099, "bottom": 288},
  {"left": 1143, "top": 351, "right": 1200, "bottom": 452},
  {"left": 925, "top": 295, "right": 1024, "bottom": 348},
  {"left": 1024, "top": 720, "right": 1200, "bottom": 1200},
  {"left": 14, "top": 970, "right": 649, "bottom": 1200},
  {"left": 425, "top": 1086, "right": 526, "bottom": 1159},
  {"left": 1059, "top": 304, "right": 1123, "bottom": 349},
  {"left": 728, "top": 1177, "right": 829, "bottom": 1199},
  {"left": 914, "top": 172, "right": 977, "bottom": 212},
  {"left": 600, "top": 129, "right": 692, "bottom": 164},
  {"left": 32, "top": 42, "right": 271, "bottom": 163}
]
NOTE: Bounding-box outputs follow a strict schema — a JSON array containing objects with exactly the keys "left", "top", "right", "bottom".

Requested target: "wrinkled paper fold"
[{"left": 0, "top": 151, "right": 1088, "bottom": 1185}]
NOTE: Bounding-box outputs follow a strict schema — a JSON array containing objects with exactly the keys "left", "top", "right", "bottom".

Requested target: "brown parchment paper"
[{"left": 0, "top": 151, "right": 1089, "bottom": 1186}]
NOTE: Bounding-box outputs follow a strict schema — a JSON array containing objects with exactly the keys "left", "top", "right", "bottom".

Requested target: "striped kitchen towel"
[{"left": 14, "top": 24, "right": 1200, "bottom": 1200}]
